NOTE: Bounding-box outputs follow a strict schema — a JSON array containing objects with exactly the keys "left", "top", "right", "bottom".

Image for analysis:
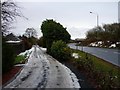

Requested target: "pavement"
[{"left": 3, "top": 45, "right": 80, "bottom": 88}]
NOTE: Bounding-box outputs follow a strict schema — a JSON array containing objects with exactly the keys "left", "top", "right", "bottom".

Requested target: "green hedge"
[
  {"left": 50, "top": 40, "right": 71, "bottom": 61},
  {"left": 2, "top": 38, "right": 15, "bottom": 73}
]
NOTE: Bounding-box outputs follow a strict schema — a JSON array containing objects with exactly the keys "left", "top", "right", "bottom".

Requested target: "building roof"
[
  {"left": 6, "top": 33, "right": 21, "bottom": 44},
  {"left": 6, "top": 33, "right": 20, "bottom": 41}
]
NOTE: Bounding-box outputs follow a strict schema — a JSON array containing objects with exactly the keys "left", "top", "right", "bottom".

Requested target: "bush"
[
  {"left": 22, "top": 36, "right": 32, "bottom": 50},
  {"left": 37, "top": 36, "right": 46, "bottom": 48},
  {"left": 2, "top": 37, "right": 15, "bottom": 73},
  {"left": 72, "top": 49, "right": 120, "bottom": 88},
  {"left": 50, "top": 40, "right": 71, "bottom": 61}
]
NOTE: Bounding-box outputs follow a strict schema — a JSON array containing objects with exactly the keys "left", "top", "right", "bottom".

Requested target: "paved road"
[
  {"left": 4, "top": 45, "right": 80, "bottom": 88},
  {"left": 68, "top": 43, "right": 120, "bottom": 67}
]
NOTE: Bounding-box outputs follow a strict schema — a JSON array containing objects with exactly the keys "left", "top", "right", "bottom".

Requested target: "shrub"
[
  {"left": 50, "top": 40, "right": 71, "bottom": 61},
  {"left": 72, "top": 49, "right": 120, "bottom": 88},
  {"left": 22, "top": 36, "right": 32, "bottom": 50},
  {"left": 37, "top": 36, "right": 46, "bottom": 48},
  {"left": 2, "top": 37, "right": 15, "bottom": 73}
]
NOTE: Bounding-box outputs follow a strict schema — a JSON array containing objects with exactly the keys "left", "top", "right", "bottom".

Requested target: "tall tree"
[
  {"left": 41, "top": 19, "right": 71, "bottom": 52},
  {"left": 85, "top": 23, "right": 120, "bottom": 47},
  {"left": 103, "top": 23, "right": 120, "bottom": 43},
  {"left": 22, "top": 28, "right": 38, "bottom": 47}
]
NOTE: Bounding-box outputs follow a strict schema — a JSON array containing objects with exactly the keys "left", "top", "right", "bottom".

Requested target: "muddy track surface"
[{"left": 4, "top": 45, "right": 80, "bottom": 88}]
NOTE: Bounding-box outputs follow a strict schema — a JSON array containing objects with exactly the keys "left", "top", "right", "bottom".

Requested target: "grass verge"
[
  {"left": 71, "top": 49, "right": 120, "bottom": 88},
  {"left": 14, "top": 55, "right": 26, "bottom": 64}
]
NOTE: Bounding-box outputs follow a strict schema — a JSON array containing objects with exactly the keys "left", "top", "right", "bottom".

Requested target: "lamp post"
[
  {"left": 90, "top": 11, "right": 99, "bottom": 40},
  {"left": 90, "top": 11, "right": 99, "bottom": 27}
]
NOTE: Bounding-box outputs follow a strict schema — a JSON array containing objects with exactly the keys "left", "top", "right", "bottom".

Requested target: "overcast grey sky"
[{"left": 9, "top": 0, "right": 119, "bottom": 39}]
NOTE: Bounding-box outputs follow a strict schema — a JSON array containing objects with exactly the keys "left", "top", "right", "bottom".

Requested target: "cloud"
[
  {"left": 67, "top": 27, "right": 90, "bottom": 39},
  {"left": 8, "top": 1, "right": 118, "bottom": 40}
]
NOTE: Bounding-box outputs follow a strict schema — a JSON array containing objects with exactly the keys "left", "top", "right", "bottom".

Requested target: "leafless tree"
[
  {"left": 24, "top": 28, "right": 38, "bottom": 38},
  {"left": 1, "top": 0, "right": 26, "bottom": 35}
]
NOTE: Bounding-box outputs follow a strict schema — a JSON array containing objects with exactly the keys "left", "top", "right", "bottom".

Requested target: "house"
[{"left": 5, "top": 33, "right": 24, "bottom": 54}]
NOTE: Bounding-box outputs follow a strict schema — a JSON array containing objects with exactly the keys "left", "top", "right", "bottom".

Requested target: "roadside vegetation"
[
  {"left": 14, "top": 46, "right": 33, "bottom": 65},
  {"left": 40, "top": 19, "right": 71, "bottom": 53},
  {"left": 50, "top": 40, "right": 71, "bottom": 61},
  {"left": 80, "top": 23, "right": 120, "bottom": 49},
  {"left": 39, "top": 19, "right": 120, "bottom": 88},
  {"left": 20, "top": 27, "right": 38, "bottom": 50},
  {"left": 2, "top": 0, "right": 119, "bottom": 88},
  {"left": 2, "top": 0, "right": 37, "bottom": 74},
  {"left": 39, "top": 19, "right": 72, "bottom": 62},
  {"left": 2, "top": 37, "right": 15, "bottom": 73},
  {"left": 70, "top": 49, "right": 120, "bottom": 88},
  {"left": 2, "top": 0, "right": 22, "bottom": 74}
]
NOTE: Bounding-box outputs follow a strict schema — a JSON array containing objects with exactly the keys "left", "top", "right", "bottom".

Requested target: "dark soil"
[
  {"left": 61, "top": 61, "right": 96, "bottom": 88},
  {"left": 2, "top": 66, "right": 22, "bottom": 85}
]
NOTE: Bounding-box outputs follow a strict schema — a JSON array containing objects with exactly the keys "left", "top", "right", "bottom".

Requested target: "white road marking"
[
  {"left": 104, "top": 51, "right": 108, "bottom": 52},
  {"left": 97, "top": 49, "right": 108, "bottom": 53},
  {"left": 114, "top": 52, "right": 120, "bottom": 54}
]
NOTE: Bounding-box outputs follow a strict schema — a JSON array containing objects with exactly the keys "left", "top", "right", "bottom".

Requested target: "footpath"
[{"left": 3, "top": 45, "right": 80, "bottom": 88}]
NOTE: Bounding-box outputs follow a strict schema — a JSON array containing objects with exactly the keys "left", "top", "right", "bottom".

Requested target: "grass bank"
[{"left": 70, "top": 49, "right": 120, "bottom": 88}]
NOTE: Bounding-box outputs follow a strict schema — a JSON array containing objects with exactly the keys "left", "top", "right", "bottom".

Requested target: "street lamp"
[
  {"left": 90, "top": 11, "right": 99, "bottom": 41},
  {"left": 90, "top": 11, "right": 99, "bottom": 27}
]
